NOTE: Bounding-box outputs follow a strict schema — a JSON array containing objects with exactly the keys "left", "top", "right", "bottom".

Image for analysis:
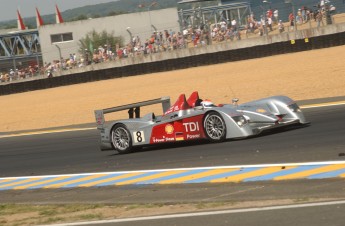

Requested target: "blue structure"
[
  {"left": 178, "top": 1, "right": 252, "bottom": 29},
  {"left": 0, "top": 29, "right": 40, "bottom": 59},
  {"left": 0, "top": 29, "right": 42, "bottom": 71}
]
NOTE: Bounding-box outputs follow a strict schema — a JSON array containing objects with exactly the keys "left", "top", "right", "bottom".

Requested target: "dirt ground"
[
  {"left": 0, "top": 198, "right": 334, "bottom": 226},
  {"left": 1, "top": 45, "right": 345, "bottom": 133}
]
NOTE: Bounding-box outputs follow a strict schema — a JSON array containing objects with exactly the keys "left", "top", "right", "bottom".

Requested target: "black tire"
[
  {"left": 111, "top": 124, "right": 133, "bottom": 154},
  {"left": 203, "top": 112, "right": 227, "bottom": 142}
]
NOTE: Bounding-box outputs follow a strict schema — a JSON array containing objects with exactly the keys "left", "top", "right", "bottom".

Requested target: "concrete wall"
[{"left": 38, "top": 8, "right": 180, "bottom": 64}]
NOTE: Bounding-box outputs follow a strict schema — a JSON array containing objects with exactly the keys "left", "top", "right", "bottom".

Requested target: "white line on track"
[
  {"left": 41, "top": 199, "right": 345, "bottom": 226},
  {"left": 1, "top": 160, "right": 345, "bottom": 180},
  {"left": 0, "top": 101, "right": 344, "bottom": 139}
]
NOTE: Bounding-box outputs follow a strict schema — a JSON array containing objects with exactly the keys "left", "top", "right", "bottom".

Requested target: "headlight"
[
  {"left": 288, "top": 103, "right": 301, "bottom": 112},
  {"left": 232, "top": 115, "right": 248, "bottom": 127}
]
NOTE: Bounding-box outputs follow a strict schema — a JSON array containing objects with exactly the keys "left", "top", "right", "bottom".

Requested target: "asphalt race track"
[
  {"left": 1, "top": 99, "right": 345, "bottom": 225},
  {"left": 0, "top": 102, "right": 345, "bottom": 178}
]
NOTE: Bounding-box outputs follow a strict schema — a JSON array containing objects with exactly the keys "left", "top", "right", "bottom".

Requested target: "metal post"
[
  {"left": 12, "top": 56, "right": 16, "bottom": 71},
  {"left": 291, "top": 1, "right": 297, "bottom": 39},
  {"left": 292, "top": 1, "right": 297, "bottom": 32},
  {"left": 148, "top": 9, "right": 152, "bottom": 33},
  {"left": 148, "top": 3, "right": 154, "bottom": 33},
  {"left": 260, "top": 5, "right": 268, "bottom": 36},
  {"left": 54, "top": 44, "right": 62, "bottom": 70},
  {"left": 237, "top": 8, "right": 241, "bottom": 25},
  {"left": 35, "top": 43, "right": 39, "bottom": 69},
  {"left": 126, "top": 27, "right": 133, "bottom": 43}
]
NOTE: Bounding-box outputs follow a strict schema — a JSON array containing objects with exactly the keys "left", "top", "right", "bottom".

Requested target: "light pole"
[
  {"left": 54, "top": 44, "right": 62, "bottom": 61},
  {"left": 147, "top": 1, "right": 157, "bottom": 33},
  {"left": 126, "top": 27, "right": 133, "bottom": 43},
  {"left": 35, "top": 42, "right": 40, "bottom": 69}
]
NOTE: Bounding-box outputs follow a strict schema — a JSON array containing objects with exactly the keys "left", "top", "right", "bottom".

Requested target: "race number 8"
[{"left": 133, "top": 131, "right": 145, "bottom": 143}]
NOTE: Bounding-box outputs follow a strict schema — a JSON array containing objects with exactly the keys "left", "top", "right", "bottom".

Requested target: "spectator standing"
[
  {"left": 267, "top": 16, "right": 273, "bottom": 31},
  {"left": 316, "top": 10, "right": 323, "bottom": 27},
  {"left": 1, "top": 73, "right": 9, "bottom": 82},
  {"left": 15, "top": 69, "right": 19, "bottom": 80},
  {"left": 297, "top": 9, "right": 303, "bottom": 24},
  {"left": 69, "top": 54, "right": 74, "bottom": 64},
  {"left": 267, "top": 9, "right": 273, "bottom": 19},
  {"left": 273, "top": 9, "right": 279, "bottom": 24},
  {"left": 73, "top": 53, "right": 77, "bottom": 62},
  {"left": 278, "top": 20, "right": 285, "bottom": 33},
  {"left": 117, "top": 47, "right": 123, "bottom": 59},
  {"left": 301, "top": 7, "right": 307, "bottom": 22},
  {"left": 9, "top": 69, "right": 14, "bottom": 82},
  {"left": 47, "top": 70, "right": 53, "bottom": 78},
  {"left": 320, "top": 0, "right": 325, "bottom": 8},
  {"left": 289, "top": 12, "right": 295, "bottom": 31},
  {"left": 231, "top": 19, "right": 237, "bottom": 31},
  {"left": 220, "top": 20, "right": 227, "bottom": 32},
  {"left": 260, "top": 15, "right": 266, "bottom": 35}
]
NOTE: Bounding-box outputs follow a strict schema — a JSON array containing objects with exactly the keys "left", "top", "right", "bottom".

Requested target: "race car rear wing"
[{"left": 94, "top": 96, "right": 171, "bottom": 129}]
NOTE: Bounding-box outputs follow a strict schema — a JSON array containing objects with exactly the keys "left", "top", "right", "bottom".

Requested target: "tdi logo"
[{"left": 183, "top": 122, "right": 200, "bottom": 132}]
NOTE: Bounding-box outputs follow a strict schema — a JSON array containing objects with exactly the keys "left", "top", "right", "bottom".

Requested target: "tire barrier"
[{"left": 1, "top": 31, "right": 345, "bottom": 96}]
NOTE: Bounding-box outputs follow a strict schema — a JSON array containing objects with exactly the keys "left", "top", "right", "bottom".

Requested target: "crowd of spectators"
[
  {"left": 0, "top": 0, "right": 338, "bottom": 84},
  {"left": 42, "top": 22, "right": 242, "bottom": 75},
  {"left": 41, "top": 28, "right": 204, "bottom": 75},
  {"left": 0, "top": 65, "right": 41, "bottom": 83}
]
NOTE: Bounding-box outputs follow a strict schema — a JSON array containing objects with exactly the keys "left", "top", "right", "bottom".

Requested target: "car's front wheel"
[
  {"left": 111, "top": 124, "right": 132, "bottom": 154},
  {"left": 203, "top": 112, "right": 227, "bottom": 142}
]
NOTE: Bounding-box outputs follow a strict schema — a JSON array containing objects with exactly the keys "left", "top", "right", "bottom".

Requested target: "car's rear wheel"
[
  {"left": 111, "top": 124, "right": 132, "bottom": 154},
  {"left": 203, "top": 112, "right": 226, "bottom": 142}
]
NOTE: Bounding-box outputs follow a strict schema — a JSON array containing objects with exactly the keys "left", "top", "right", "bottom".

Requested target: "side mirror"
[{"left": 232, "top": 98, "right": 239, "bottom": 106}]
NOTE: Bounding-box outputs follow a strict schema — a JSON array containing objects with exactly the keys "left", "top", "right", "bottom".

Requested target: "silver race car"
[{"left": 94, "top": 91, "right": 308, "bottom": 154}]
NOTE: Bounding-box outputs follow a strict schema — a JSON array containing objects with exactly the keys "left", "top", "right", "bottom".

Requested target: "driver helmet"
[{"left": 201, "top": 99, "right": 215, "bottom": 108}]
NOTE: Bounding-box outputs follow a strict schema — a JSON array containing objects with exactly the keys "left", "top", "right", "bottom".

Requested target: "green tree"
[
  {"left": 70, "top": 14, "right": 88, "bottom": 21},
  {"left": 3, "top": 24, "right": 17, "bottom": 29},
  {"left": 79, "top": 29, "right": 124, "bottom": 54},
  {"left": 107, "top": 11, "right": 127, "bottom": 17}
]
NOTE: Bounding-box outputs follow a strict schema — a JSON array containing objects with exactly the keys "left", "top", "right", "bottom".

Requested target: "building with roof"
[{"left": 38, "top": 8, "right": 180, "bottom": 64}]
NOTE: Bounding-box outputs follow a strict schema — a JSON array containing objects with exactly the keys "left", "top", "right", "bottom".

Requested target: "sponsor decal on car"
[
  {"left": 183, "top": 122, "right": 200, "bottom": 132},
  {"left": 133, "top": 131, "right": 145, "bottom": 143},
  {"left": 165, "top": 124, "right": 174, "bottom": 135},
  {"left": 152, "top": 136, "right": 175, "bottom": 143},
  {"left": 175, "top": 132, "right": 184, "bottom": 141},
  {"left": 186, "top": 134, "right": 201, "bottom": 139}
]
